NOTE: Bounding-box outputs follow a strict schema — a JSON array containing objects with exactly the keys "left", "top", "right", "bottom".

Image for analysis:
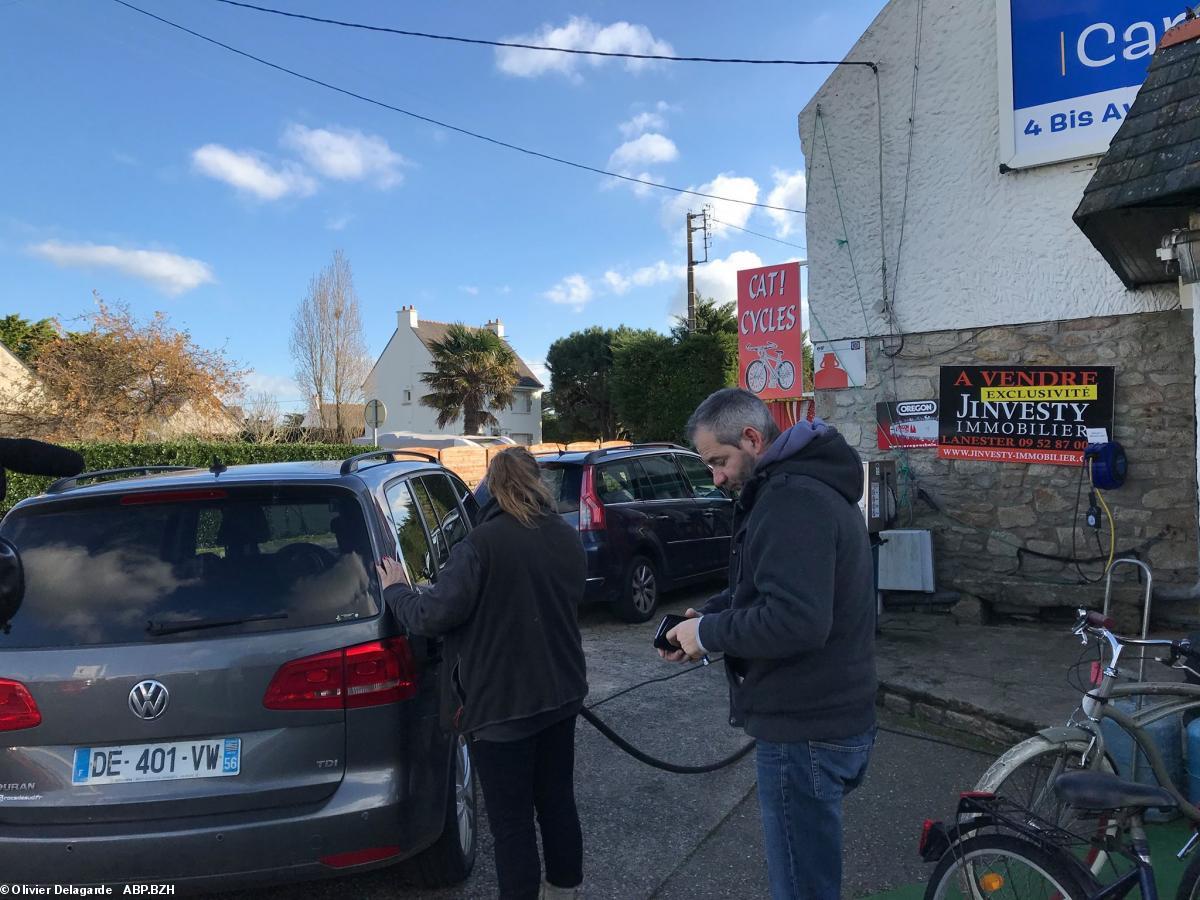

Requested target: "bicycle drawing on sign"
[{"left": 744, "top": 342, "right": 796, "bottom": 394}]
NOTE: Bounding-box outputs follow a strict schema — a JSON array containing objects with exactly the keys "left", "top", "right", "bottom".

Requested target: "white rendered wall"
[{"left": 798, "top": 0, "right": 1178, "bottom": 344}]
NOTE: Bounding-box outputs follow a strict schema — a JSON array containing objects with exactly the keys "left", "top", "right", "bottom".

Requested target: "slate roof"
[
  {"left": 414, "top": 319, "right": 543, "bottom": 389},
  {"left": 1075, "top": 16, "right": 1200, "bottom": 287}
]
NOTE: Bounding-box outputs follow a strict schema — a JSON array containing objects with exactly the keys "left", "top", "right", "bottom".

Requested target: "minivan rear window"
[
  {"left": 540, "top": 465, "right": 583, "bottom": 514},
  {"left": 0, "top": 486, "right": 379, "bottom": 648}
]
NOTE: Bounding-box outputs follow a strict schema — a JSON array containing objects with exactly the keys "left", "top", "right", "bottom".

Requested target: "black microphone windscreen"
[{"left": 0, "top": 438, "right": 86, "bottom": 478}]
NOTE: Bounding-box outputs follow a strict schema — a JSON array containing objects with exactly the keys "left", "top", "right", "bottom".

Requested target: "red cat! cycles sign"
[
  {"left": 938, "top": 365, "right": 1115, "bottom": 465},
  {"left": 736, "top": 262, "right": 803, "bottom": 401}
]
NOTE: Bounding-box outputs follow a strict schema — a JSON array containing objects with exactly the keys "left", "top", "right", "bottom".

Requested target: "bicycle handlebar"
[{"left": 1073, "top": 608, "right": 1194, "bottom": 667}]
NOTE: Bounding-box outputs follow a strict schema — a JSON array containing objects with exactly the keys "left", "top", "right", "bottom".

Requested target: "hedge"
[{"left": 1, "top": 441, "right": 363, "bottom": 513}]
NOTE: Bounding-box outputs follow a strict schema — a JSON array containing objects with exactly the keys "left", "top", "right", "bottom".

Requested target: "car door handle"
[
  {"left": 701, "top": 510, "right": 716, "bottom": 517},
  {"left": 652, "top": 514, "right": 671, "bottom": 521}
]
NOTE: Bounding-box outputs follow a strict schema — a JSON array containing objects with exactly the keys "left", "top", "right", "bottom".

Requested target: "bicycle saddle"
[{"left": 1054, "top": 771, "right": 1177, "bottom": 811}]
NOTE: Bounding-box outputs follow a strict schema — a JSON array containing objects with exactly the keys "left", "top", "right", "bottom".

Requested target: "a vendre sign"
[{"left": 736, "top": 261, "right": 803, "bottom": 401}]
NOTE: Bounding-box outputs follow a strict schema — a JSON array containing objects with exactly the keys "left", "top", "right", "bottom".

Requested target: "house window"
[
  {"left": 511, "top": 433, "right": 533, "bottom": 445},
  {"left": 517, "top": 392, "right": 533, "bottom": 414}
]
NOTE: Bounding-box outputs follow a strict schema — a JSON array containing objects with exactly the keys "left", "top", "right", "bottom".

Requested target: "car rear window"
[
  {"left": 540, "top": 464, "right": 583, "bottom": 513},
  {"left": 0, "top": 486, "right": 379, "bottom": 649}
]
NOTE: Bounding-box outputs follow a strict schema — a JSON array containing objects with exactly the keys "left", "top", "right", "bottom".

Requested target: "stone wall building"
[{"left": 800, "top": 0, "right": 1199, "bottom": 621}]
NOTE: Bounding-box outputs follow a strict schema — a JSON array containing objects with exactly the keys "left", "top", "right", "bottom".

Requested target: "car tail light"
[
  {"left": 264, "top": 639, "right": 417, "bottom": 711},
  {"left": 345, "top": 639, "right": 417, "bottom": 708},
  {"left": 0, "top": 679, "right": 41, "bottom": 731},
  {"left": 120, "top": 489, "right": 227, "bottom": 505},
  {"left": 320, "top": 845, "right": 402, "bottom": 868},
  {"left": 579, "top": 465, "right": 606, "bottom": 532}
]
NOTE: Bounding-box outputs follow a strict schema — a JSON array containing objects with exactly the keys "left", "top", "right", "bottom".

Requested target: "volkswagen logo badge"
[{"left": 128, "top": 680, "right": 169, "bottom": 720}]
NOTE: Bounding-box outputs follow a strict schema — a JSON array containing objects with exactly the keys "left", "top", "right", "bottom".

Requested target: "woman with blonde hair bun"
[{"left": 380, "top": 447, "right": 588, "bottom": 900}]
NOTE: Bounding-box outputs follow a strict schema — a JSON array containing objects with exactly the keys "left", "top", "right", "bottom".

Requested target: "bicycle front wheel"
[{"left": 926, "top": 834, "right": 1093, "bottom": 900}]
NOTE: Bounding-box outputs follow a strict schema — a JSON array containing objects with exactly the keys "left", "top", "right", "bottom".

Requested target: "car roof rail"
[
  {"left": 582, "top": 442, "right": 690, "bottom": 463},
  {"left": 340, "top": 449, "right": 440, "bottom": 475},
  {"left": 46, "top": 465, "right": 197, "bottom": 494}
]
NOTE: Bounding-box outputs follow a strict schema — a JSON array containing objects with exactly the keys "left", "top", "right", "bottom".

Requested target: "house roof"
[
  {"left": 413, "top": 319, "right": 543, "bottom": 389},
  {"left": 1074, "top": 18, "right": 1200, "bottom": 287}
]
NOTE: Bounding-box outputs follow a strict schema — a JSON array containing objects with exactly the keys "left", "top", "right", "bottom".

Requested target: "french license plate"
[{"left": 71, "top": 738, "right": 241, "bottom": 785}]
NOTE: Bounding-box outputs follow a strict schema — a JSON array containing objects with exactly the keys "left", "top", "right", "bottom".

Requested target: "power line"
[
  {"left": 111, "top": 0, "right": 807, "bottom": 216},
  {"left": 711, "top": 217, "right": 807, "bottom": 252},
  {"left": 211, "top": 0, "right": 878, "bottom": 69}
]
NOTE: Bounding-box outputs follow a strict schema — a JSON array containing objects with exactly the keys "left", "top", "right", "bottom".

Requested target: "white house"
[{"left": 363, "top": 306, "right": 544, "bottom": 445}]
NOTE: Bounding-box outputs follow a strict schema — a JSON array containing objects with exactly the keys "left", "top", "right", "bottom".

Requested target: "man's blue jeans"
[{"left": 755, "top": 729, "right": 875, "bottom": 900}]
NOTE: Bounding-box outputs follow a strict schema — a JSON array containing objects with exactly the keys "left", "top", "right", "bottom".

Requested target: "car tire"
[
  {"left": 615, "top": 555, "right": 660, "bottom": 623},
  {"left": 403, "top": 733, "right": 477, "bottom": 888}
]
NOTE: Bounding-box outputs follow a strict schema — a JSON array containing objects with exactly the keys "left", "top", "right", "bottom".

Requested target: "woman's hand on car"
[{"left": 376, "top": 556, "right": 409, "bottom": 589}]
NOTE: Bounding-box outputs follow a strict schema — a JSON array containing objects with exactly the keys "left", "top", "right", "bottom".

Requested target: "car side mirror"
[{"left": 0, "top": 536, "right": 24, "bottom": 634}]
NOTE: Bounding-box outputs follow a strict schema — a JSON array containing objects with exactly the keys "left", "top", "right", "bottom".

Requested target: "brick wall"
[{"left": 816, "top": 311, "right": 1199, "bottom": 619}]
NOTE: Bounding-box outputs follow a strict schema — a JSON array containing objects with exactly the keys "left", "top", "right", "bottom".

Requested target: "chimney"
[
  {"left": 398, "top": 305, "right": 419, "bottom": 329},
  {"left": 485, "top": 318, "right": 505, "bottom": 339}
]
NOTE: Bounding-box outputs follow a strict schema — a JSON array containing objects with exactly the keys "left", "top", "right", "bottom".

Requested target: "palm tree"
[{"left": 420, "top": 324, "right": 519, "bottom": 434}]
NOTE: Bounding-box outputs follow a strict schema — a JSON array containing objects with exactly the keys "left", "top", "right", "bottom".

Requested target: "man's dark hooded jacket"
[{"left": 697, "top": 421, "right": 877, "bottom": 742}]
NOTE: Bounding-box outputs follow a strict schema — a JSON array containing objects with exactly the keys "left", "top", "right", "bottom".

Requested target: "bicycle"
[
  {"left": 922, "top": 770, "right": 1200, "bottom": 899},
  {"left": 744, "top": 341, "right": 795, "bottom": 394},
  {"left": 973, "top": 609, "right": 1200, "bottom": 875}
]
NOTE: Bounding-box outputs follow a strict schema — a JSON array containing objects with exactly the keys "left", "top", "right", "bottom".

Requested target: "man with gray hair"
[{"left": 661, "top": 388, "right": 876, "bottom": 900}]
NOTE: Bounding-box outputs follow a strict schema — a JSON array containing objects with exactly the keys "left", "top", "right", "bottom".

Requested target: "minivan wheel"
[
  {"left": 403, "top": 734, "right": 476, "bottom": 887},
  {"left": 615, "top": 555, "right": 659, "bottom": 623}
]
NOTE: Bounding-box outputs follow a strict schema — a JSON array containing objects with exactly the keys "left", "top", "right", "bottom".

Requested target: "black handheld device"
[{"left": 653, "top": 614, "right": 687, "bottom": 651}]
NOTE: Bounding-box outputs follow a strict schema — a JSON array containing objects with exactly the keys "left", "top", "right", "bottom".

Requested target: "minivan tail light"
[
  {"left": 345, "top": 639, "right": 417, "bottom": 707},
  {"left": 579, "top": 465, "right": 606, "bottom": 532},
  {"left": 0, "top": 679, "right": 41, "bottom": 731},
  {"left": 120, "top": 489, "right": 227, "bottom": 506},
  {"left": 263, "top": 639, "right": 417, "bottom": 711}
]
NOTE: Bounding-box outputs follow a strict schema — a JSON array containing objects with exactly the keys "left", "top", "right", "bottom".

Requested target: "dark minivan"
[
  {"left": 0, "top": 451, "right": 481, "bottom": 891},
  {"left": 537, "top": 444, "right": 733, "bottom": 622}
]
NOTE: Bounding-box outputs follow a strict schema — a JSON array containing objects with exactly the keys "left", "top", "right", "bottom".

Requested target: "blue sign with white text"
[{"left": 1002, "top": 1, "right": 1189, "bottom": 168}]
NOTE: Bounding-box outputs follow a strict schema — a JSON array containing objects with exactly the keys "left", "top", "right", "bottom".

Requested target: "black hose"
[{"left": 578, "top": 706, "right": 756, "bottom": 774}]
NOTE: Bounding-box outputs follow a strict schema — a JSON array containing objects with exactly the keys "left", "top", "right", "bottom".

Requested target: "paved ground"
[{"left": 204, "top": 587, "right": 1004, "bottom": 900}]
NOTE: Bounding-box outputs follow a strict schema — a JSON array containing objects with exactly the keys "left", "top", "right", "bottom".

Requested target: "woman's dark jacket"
[{"left": 384, "top": 501, "right": 588, "bottom": 735}]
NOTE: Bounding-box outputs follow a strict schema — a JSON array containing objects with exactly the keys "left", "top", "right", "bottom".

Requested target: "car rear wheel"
[
  {"left": 615, "top": 555, "right": 659, "bottom": 623},
  {"left": 403, "top": 733, "right": 476, "bottom": 887}
]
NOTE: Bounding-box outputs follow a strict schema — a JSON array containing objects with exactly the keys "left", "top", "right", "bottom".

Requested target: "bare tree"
[
  {"left": 289, "top": 250, "right": 371, "bottom": 441},
  {"left": 238, "top": 391, "right": 285, "bottom": 444}
]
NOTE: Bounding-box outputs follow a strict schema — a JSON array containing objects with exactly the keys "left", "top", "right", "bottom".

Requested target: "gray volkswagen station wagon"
[{"left": 0, "top": 451, "right": 479, "bottom": 890}]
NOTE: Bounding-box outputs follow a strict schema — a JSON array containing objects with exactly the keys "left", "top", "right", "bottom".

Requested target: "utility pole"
[{"left": 685, "top": 207, "right": 711, "bottom": 332}]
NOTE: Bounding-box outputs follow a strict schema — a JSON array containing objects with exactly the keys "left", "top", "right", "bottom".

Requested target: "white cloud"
[
  {"left": 603, "top": 260, "right": 682, "bottom": 295},
  {"left": 192, "top": 144, "right": 316, "bottom": 200},
  {"left": 766, "top": 169, "right": 807, "bottom": 238},
  {"left": 496, "top": 17, "right": 674, "bottom": 79},
  {"left": 244, "top": 370, "right": 302, "bottom": 402},
  {"left": 326, "top": 214, "right": 352, "bottom": 232},
  {"left": 527, "top": 361, "right": 550, "bottom": 387},
  {"left": 664, "top": 250, "right": 767, "bottom": 319},
  {"left": 544, "top": 274, "right": 594, "bottom": 311},
  {"left": 282, "top": 124, "right": 407, "bottom": 189},
  {"left": 663, "top": 173, "right": 760, "bottom": 235},
  {"left": 609, "top": 133, "right": 679, "bottom": 171},
  {"left": 620, "top": 110, "right": 667, "bottom": 138},
  {"left": 28, "top": 240, "right": 215, "bottom": 296},
  {"left": 460, "top": 285, "right": 480, "bottom": 296}
]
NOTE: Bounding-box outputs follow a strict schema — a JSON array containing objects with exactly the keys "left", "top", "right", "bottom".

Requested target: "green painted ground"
[{"left": 866, "top": 820, "right": 1196, "bottom": 900}]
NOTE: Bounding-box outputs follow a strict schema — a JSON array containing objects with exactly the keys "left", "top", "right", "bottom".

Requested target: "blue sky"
[{"left": 2, "top": 0, "right": 885, "bottom": 413}]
